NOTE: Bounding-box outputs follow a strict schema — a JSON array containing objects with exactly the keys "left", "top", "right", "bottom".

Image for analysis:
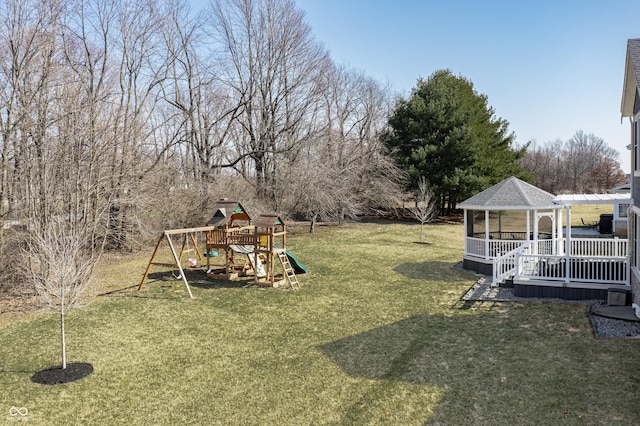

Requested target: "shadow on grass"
[
  {"left": 321, "top": 313, "right": 482, "bottom": 386},
  {"left": 148, "top": 269, "right": 260, "bottom": 290},
  {"left": 97, "top": 280, "right": 181, "bottom": 299},
  {"left": 393, "top": 261, "right": 471, "bottom": 281},
  {"left": 318, "top": 313, "right": 492, "bottom": 422},
  {"left": 318, "top": 306, "right": 628, "bottom": 422},
  {"left": 99, "top": 269, "right": 265, "bottom": 300},
  {"left": 97, "top": 284, "right": 139, "bottom": 297}
]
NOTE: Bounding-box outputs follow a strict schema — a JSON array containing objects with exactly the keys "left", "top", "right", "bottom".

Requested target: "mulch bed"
[{"left": 31, "top": 363, "right": 93, "bottom": 385}]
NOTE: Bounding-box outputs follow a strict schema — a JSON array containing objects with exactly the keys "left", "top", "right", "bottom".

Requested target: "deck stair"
[{"left": 277, "top": 251, "right": 300, "bottom": 290}]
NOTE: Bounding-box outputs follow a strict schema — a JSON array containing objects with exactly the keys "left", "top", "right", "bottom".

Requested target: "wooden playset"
[{"left": 138, "top": 199, "right": 306, "bottom": 298}]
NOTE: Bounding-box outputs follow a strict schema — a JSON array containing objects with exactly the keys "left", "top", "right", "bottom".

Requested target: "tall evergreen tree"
[{"left": 384, "top": 69, "right": 529, "bottom": 212}]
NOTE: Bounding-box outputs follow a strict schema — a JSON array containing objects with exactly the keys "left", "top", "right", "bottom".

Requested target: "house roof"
[
  {"left": 459, "top": 176, "right": 557, "bottom": 210},
  {"left": 621, "top": 38, "right": 640, "bottom": 117},
  {"left": 608, "top": 183, "right": 630, "bottom": 193}
]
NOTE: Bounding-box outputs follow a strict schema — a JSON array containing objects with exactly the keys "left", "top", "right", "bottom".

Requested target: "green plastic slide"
[{"left": 286, "top": 251, "right": 307, "bottom": 274}]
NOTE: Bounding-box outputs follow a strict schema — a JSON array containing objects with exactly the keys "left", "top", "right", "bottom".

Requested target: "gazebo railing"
[
  {"left": 465, "top": 237, "right": 527, "bottom": 258},
  {"left": 471, "top": 231, "right": 553, "bottom": 240},
  {"left": 465, "top": 236, "right": 551, "bottom": 259},
  {"left": 465, "top": 237, "right": 486, "bottom": 257}
]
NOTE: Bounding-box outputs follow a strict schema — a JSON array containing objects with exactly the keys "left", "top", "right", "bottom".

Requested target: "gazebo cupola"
[{"left": 459, "top": 176, "right": 561, "bottom": 275}]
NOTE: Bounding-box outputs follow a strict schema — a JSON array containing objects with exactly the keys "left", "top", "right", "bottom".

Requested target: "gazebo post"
[
  {"left": 556, "top": 208, "right": 562, "bottom": 255},
  {"left": 531, "top": 210, "right": 537, "bottom": 255},
  {"left": 565, "top": 205, "right": 571, "bottom": 284},
  {"left": 485, "top": 210, "right": 490, "bottom": 259}
]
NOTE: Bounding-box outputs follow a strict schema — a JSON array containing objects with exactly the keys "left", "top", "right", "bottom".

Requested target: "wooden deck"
[{"left": 464, "top": 235, "right": 630, "bottom": 300}]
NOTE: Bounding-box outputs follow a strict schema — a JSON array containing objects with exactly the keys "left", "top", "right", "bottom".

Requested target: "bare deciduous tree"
[
  {"left": 412, "top": 176, "right": 437, "bottom": 243},
  {"left": 0, "top": 0, "right": 409, "bottom": 269},
  {"left": 285, "top": 64, "right": 406, "bottom": 228},
  {"left": 208, "top": 0, "right": 329, "bottom": 206},
  {"left": 521, "top": 131, "right": 626, "bottom": 194},
  {"left": 23, "top": 219, "right": 102, "bottom": 369}
]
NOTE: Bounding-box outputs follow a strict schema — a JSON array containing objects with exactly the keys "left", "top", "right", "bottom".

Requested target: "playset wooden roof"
[
  {"left": 206, "top": 199, "right": 251, "bottom": 226},
  {"left": 255, "top": 214, "right": 285, "bottom": 228}
]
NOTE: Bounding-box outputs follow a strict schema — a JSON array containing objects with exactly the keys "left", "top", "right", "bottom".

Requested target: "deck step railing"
[{"left": 492, "top": 242, "right": 532, "bottom": 286}]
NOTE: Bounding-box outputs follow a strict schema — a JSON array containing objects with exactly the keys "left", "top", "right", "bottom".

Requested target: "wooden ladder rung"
[{"left": 277, "top": 252, "right": 300, "bottom": 290}]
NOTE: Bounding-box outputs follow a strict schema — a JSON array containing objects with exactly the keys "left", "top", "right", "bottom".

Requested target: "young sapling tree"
[
  {"left": 412, "top": 176, "right": 437, "bottom": 243},
  {"left": 24, "top": 219, "right": 100, "bottom": 369}
]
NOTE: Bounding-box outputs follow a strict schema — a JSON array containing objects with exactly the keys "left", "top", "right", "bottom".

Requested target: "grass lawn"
[{"left": 1, "top": 220, "right": 639, "bottom": 425}]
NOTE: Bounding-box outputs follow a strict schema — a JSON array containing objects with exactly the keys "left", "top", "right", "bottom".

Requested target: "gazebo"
[
  {"left": 460, "top": 177, "right": 631, "bottom": 300},
  {"left": 459, "top": 177, "right": 562, "bottom": 276}
]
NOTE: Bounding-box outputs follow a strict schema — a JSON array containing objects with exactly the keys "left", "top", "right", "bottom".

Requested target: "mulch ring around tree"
[{"left": 31, "top": 363, "right": 93, "bottom": 385}]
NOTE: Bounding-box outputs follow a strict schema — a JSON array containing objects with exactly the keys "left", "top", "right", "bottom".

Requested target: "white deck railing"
[
  {"left": 475, "top": 237, "right": 630, "bottom": 287},
  {"left": 565, "top": 238, "right": 627, "bottom": 257},
  {"left": 515, "top": 254, "right": 627, "bottom": 285},
  {"left": 465, "top": 236, "right": 628, "bottom": 259},
  {"left": 493, "top": 244, "right": 529, "bottom": 285}
]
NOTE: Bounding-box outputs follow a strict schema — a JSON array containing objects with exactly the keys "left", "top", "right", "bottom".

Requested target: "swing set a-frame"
[{"left": 137, "top": 226, "right": 213, "bottom": 299}]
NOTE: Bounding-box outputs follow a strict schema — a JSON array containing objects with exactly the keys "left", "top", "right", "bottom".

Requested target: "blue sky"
[{"left": 192, "top": 0, "right": 640, "bottom": 172}]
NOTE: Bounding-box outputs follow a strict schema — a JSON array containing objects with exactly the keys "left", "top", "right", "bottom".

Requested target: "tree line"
[
  {"left": 0, "top": 0, "right": 404, "bottom": 253},
  {"left": 0, "top": 0, "right": 627, "bottom": 254},
  {"left": 521, "top": 131, "right": 626, "bottom": 194}
]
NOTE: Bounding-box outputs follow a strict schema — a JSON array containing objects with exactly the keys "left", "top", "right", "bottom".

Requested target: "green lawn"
[{"left": 1, "top": 221, "right": 639, "bottom": 425}]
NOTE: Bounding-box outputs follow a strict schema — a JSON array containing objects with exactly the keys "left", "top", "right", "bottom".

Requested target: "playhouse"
[
  {"left": 138, "top": 199, "right": 306, "bottom": 297},
  {"left": 204, "top": 200, "right": 257, "bottom": 280}
]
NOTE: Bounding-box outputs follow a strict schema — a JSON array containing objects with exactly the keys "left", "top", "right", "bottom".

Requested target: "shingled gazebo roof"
[{"left": 459, "top": 177, "right": 557, "bottom": 210}]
